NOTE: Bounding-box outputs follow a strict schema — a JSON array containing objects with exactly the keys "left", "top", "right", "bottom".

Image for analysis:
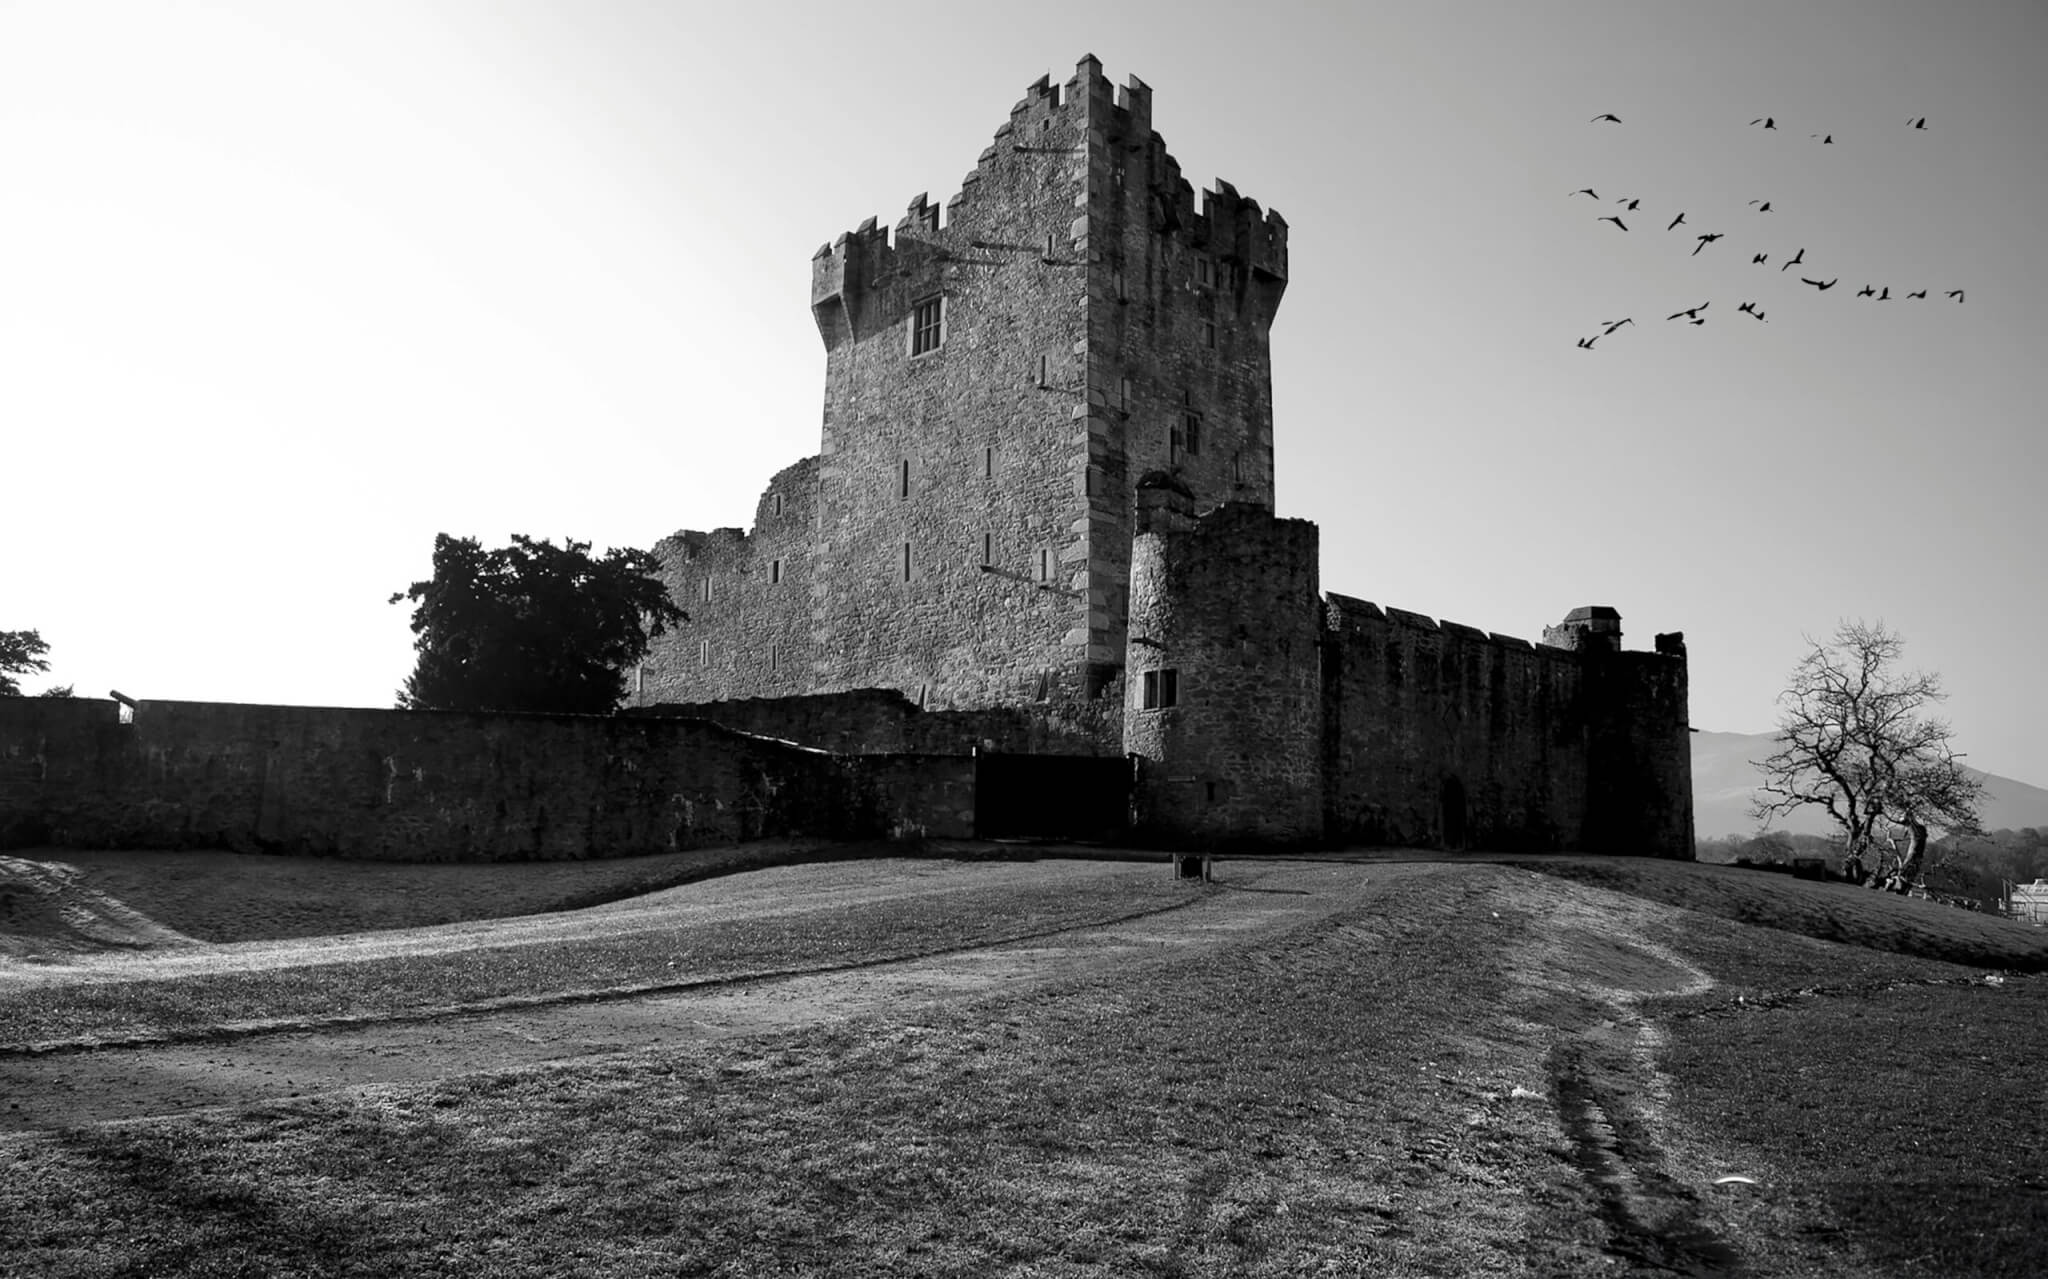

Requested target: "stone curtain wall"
[
  {"left": 1125, "top": 504, "right": 1325, "bottom": 845},
  {"left": 1322, "top": 597, "right": 1593, "bottom": 851},
  {"left": 639, "top": 457, "right": 822, "bottom": 705},
  {"left": 0, "top": 698, "right": 976, "bottom": 860},
  {"left": 1585, "top": 651, "right": 1696, "bottom": 859},
  {"left": 629, "top": 689, "right": 1120, "bottom": 758}
]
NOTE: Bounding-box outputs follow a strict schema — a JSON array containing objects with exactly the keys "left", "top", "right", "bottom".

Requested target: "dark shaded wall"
[
  {"left": 0, "top": 698, "right": 974, "bottom": 860},
  {"left": 1125, "top": 504, "right": 1324, "bottom": 845},
  {"left": 628, "top": 689, "right": 1120, "bottom": 757},
  {"left": 1321, "top": 597, "right": 1591, "bottom": 851}
]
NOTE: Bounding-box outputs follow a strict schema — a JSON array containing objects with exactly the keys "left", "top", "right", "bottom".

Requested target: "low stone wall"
[{"left": 0, "top": 697, "right": 969, "bottom": 861}]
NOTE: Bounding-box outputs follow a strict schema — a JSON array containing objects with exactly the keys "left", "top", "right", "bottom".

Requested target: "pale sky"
[{"left": 4, "top": 1, "right": 2044, "bottom": 781}]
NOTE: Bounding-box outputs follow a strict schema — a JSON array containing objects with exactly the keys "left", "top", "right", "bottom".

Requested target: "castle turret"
[{"left": 1542, "top": 605, "right": 1623, "bottom": 654}]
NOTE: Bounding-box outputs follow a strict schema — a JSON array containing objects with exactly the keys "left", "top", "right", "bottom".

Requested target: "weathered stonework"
[{"left": 635, "top": 55, "right": 1693, "bottom": 857}]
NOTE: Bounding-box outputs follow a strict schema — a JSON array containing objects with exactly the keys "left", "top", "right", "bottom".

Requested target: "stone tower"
[{"left": 638, "top": 56, "right": 1287, "bottom": 717}]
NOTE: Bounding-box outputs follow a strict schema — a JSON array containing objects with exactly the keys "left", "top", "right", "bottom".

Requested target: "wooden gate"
[{"left": 974, "top": 753, "right": 1130, "bottom": 841}]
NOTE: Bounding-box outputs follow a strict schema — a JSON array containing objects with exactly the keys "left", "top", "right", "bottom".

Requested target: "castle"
[{"left": 633, "top": 56, "right": 1694, "bottom": 857}]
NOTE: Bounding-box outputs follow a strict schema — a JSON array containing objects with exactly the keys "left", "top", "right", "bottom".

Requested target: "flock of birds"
[{"left": 1569, "top": 113, "right": 1964, "bottom": 349}]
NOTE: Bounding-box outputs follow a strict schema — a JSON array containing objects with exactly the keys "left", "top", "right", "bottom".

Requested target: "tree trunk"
[{"left": 1887, "top": 818, "right": 1929, "bottom": 893}]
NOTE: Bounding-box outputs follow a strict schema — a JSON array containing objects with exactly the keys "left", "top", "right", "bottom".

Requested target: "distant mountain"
[{"left": 1691, "top": 730, "right": 2048, "bottom": 838}]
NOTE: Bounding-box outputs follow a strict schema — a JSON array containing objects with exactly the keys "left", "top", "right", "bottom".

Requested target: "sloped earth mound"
[
  {"left": 0, "top": 856, "right": 203, "bottom": 960},
  {"left": 1, "top": 850, "right": 2041, "bottom": 1276}
]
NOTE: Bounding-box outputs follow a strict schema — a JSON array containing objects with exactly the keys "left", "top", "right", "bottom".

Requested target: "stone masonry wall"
[
  {"left": 629, "top": 688, "right": 1119, "bottom": 758},
  {"left": 1321, "top": 597, "right": 1593, "bottom": 851},
  {"left": 1125, "top": 504, "right": 1324, "bottom": 845},
  {"left": 0, "top": 698, "right": 971, "bottom": 860}
]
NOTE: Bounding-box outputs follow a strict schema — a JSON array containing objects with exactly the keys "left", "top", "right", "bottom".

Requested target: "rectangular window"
[
  {"left": 770, "top": 558, "right": 783, "bottom": 584},
  {"left": 983, "top": 445, "right": 994, "bottom": 478},
  {"left": 698, "top": 639, "right": 710, "bottom": 666},
  {"left": 771, "top": 492, "right": 784, "bottom": 516},
  {"left": 1203, "top": 320, "right": 1217, "bottom": 348},
  {"left": 899, "top": 458, "right": 910, "bottom": 499},
  {"left": 1183, "top": 412, "right": 1202, "bottom": 455},
  {"left": 769, "top": 641, "right": 780, "bottom": 671},
  {"left": 911, "top": 296, "right": 943, "bottom": 355},
  {"left": 1118, "top": 376, "right": 1132, "bottom": 414},
  {"left": 1141, "top": 668, "right": 1180, "bottom": 710},
  {"left": 1196, "top": 257, "right": 1213, "bottom": 287},
  {"left": 1169, "top": 425, "right": 1182, "bottom": 464},
  {"left": 902, "top": 542, "right": 913, "bottom": 582},
  {"left": 634, "top": 664, "right": 644, "bottom": 694},
  {"left": 1112, "top": 266, "right": 1125, "bottom": 301},
  {"left": 1037, "top": 548, "right": 1050, "bottom": 582},
  {"left": 981, "top": 531, "right": 992, "bottom": 565},
  {"left": 1045, "top": 231, "right": 1057, "bottom": 260},
  {"left": 699, "top": 577, "right": 712, "bottom": 603}
]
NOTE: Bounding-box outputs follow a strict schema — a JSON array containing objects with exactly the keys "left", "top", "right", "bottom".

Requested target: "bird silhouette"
[
  {"left": 1576, "top": 336, "right": 1597, "bottom": 349},
  {"left": 1750, "top": 117, "right": 1777, "bottom": 129},
  {"left": 1667, "top": 212, "right": 1687, "bottom": 231},
  {"left": 1667, "top": 302, "right": 1709, "bottom": 321},
  {"left": 1909, "top": 117, "right": 1928, "bottom": 129},
  {"left": 1738, "top": 302, "right": 1767, "bottom": 321},
  {"left": 1692, "top": 233, "right": 1724, "bottom": 255},
  {"left": 1907, "top": 290, "right": 1928, "bottom": 299},
  {"left": 1688, "top": 317, "right": 1706, "bottom": 325},
  {"left": 1597, "top": 215, "right": 1628, "bottom": 230},
  {"left": 1947, "top": 289, "right": 1965, "bottom": 301},
  {"left": 1857, "top": 284, "right": 1876, "bottom": 297},
  {"left": 1748, "top": 200, "right": 1774, "bottom": 212},
  {"left": 1802, "top": 277, "right": 1838, "bottom": 291},
  {"left": 1780, "top": 247, "right": 1806, "bottom": 272},
  {"left": 1752, "top": 253, "right": 1769, "bottom": 264},
  {"left": 1571, "top": 188, "right": 1600, "bottom": 199},
  {"left": 1602, "top": 318, "right": 1636, "bottom": 335},
  {"left": 1877, "top": 287, "right": 1891, "bottom": 301},
  {"left": 1616, "top": 197, "right": 1641, "bottom": 210},
  {"left": 1811, "top": 133, "right": 1835, "bottom": 143},
  {"left": 1591, "top": 113, "right": 1623, "bottom": 123}
]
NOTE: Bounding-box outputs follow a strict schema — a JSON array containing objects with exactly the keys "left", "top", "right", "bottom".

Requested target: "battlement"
[{"left": 811, "top": 56, "right": 1285, "bottom": 352}]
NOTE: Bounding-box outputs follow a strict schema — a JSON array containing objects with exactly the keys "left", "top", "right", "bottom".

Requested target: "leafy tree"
[
  {"left": 390, "top": 534, "right": 686, "bottom": 715},
  {"left": 0, "top": 629, "right": 52, "bottom": 697},
  {"left": 1751, "top": 621, "right": 1984, "bottom": 891}
]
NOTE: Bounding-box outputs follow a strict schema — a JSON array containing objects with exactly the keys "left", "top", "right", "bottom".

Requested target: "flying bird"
[
  {"left": 1947, "top": 289, "right": 1965, "bottom": 301},
  {"left": 1616, "top": 196, "right": 1641, "bottom": 210},
  {"left": 1591, "top": 113, "right": 1622, "bottom": 123},
  {"left": 1811, "top": 133, "right": 1835, "bottom": 144},
  {"left": 1802, "top": 277, "right": 1838, "bottom": 291},
  {"left": 1780, "top": 247, "right": 1806, "bottom": 271},
  {"left": 1752, "top": 253, "right": 1769, "bottom": 264},
  {"left": 1738, "top": 302, "right": 1767, "bottom": 320},
  {"left": 1601, "top": 318, "right": 1636, "bottom": 335},
  {"left": 1576, "top": 336, "right": 1597, "bottom": 349},
  {"left": 1597, "top": 215, "right": 1628, "bottom": 230},
  {"left": 1748, "top": 200, "right": 1773, "bottom": 212},
  {"left": 1907, "top": 289, "right": 1927, "bottom": 299},
  {"left": 1857, "top": 284, "right": 1876, "bottom": 297},
  {"left": 1750, "top": 117, "right": 1777, "bottom": 129},
  {"left": 1692, "top": 233, "right": 1724, "bottom": 255},
  {"left": 1877, "top": 287, "right": 1891, "bottom": 301},
  {"left": 1571, "top": 188, "right": 1600, "bottom": 199},
  {"left": 1667, "top": 212, "right": 1687, "bottom": 231},
  {"left": 1909, "top": 117, "right": 1928, "bottom": 129},
  {"left": 1688, "top": 317, "right": 1706, "bottom": 326},
  {"left": 1667, "top": 302, "right": 1709, "bottom": 321}
]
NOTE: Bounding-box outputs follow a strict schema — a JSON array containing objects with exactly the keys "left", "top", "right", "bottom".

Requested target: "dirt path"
[{"left": 1, "top": 859, "right": 1357, "bottom": 1132}]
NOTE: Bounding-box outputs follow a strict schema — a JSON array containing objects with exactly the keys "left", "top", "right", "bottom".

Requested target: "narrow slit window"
[
  {"left": 769, "top": 641, "right": 780, "bottom": 671},
  {"left": 1203, "top": 320, "right": 1217, "bottom": 348},
  {"left": 1196, "top": 256, "right": 1213, "bottom": 287},
  {"left": 1038, "top": 353, "right": 1049, "bottom": 387},
  {"left": 1118, "top": 376, "right": 1132, "bottom": 413},
  {"left": 770, "top": 558, "right": 783, "bottom": 584},
  {"left": 981, "top": 531, "right": 992, "bottom": 565},
  {"left": 1183, "top": 412, "right": 1202, "bottom": 455},
  {"left": 1045, "top": 230, "right": 1057, "bottom": 259},
  {"left": 983, "top": 445, "right": 994, "bottom": 478},
  {"left": 771, "top": 492, "right": 784, "bottom": 516},
  {"left": 698, "top": 639, "right": 710, "bottom": 666},
  {"left": 902, "top": 542, "right": 913, "bottom": 582},
  {"left": 1037, "top": 548, "right": 1050, "bottom": 582},
  {"left": 899, "top": 458, "right": 911, "bottom": 499}
]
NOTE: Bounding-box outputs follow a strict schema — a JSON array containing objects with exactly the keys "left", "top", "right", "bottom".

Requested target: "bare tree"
[{"left": 1751, "top": 621, "right": 1984, "bottom": 890}]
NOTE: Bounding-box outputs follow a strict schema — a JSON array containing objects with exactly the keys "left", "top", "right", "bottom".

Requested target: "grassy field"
[{"left": 1, "top": 849, "right": 2043, "bottom": 1277}]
